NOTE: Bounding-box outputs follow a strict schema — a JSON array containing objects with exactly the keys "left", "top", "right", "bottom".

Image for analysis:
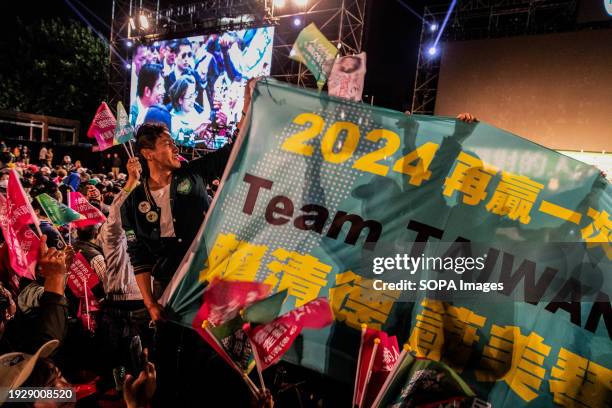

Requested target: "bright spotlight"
[
  {"left": 273, "top": 0, "right": 286, "bottom": 7},
  {"left": 153, "top": 41, "right": 159, "bottom": 47},
  {"left": 125, "top": 62, "right": 132, "bottom": 69},
  {"left": 139, "top": 14, "right": 149, "bottom": 30},
  {"left": 427, "top": 46, "right": 438, "bottom": 56},
  {"left": 429, "top": 23, "right": 438, "bottom": 32},
  {"left": 126, "top": 40, "right": 133, "bottom": 47},
  {"left": 293, "top": 17, "right": 302, "bottom": 27},
  {"left": 337, "top": 42, "right": 342, "bottom": 49},
  {"left": 294, "top": 0, "right": 308, "bottom": 6}
]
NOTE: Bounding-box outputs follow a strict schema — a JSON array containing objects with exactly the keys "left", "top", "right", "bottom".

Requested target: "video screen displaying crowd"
[{"left": 129, "top": 27, "right": 273, "bottom": 149}]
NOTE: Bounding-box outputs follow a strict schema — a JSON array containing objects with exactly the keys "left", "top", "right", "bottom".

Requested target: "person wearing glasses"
[
  {"left": 167, "top": 76, "right": 212, "bottom": 146},
  {"left": 164, "top": 39, "right": 204, "bottom": 107}
]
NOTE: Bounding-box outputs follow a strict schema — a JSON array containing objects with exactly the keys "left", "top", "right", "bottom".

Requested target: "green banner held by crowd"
[{"left": 163, "top": 79, "right": 612, "bottom": 407}]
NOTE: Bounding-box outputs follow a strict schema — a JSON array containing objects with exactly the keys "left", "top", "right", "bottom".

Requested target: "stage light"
[
  {"left": 125, "top": 62, "right": 131, "bottom": 69},
  {"left": 139, "top": 14, "right": 149, "bottom": 30},
  {"left": 153, "top": 41, "right": 159, "bottom": 47},
  {"left": 126, "top": 40, "right": 133, "bottom": 47},
  {"left": 429, "top": 23, "right": 438, "bottom": 32},
  {"left": 129, "top": 17, "right": 136, "bottom": 30},
  {"left": 273, "top": 0, "right": 286, "bottom": 7},
  {"left": 428, "top": 46, "right": 438, "bottom": 56},
  {"left": 293, "top": 0, "right": 308, "bottom": 6},
  {"left": 337, "top": 42, "right": 342, "bottom": 49},
  {"left": 293, "top": 17, "right": 302, "bottom": 27}
]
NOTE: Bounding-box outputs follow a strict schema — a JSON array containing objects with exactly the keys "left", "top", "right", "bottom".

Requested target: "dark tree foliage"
[{"left": 0, "top": 18, "right": 109, "bottom": 139}]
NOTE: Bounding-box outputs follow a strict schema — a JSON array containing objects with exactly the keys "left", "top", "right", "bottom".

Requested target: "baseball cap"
[{"left": 0, "top": 340, "right": 60, "bottom": 404}]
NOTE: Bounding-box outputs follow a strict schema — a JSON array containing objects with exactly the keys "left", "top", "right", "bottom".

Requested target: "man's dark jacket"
[{"left": 121, "top": 144, "right": 231, "bottom": 283}]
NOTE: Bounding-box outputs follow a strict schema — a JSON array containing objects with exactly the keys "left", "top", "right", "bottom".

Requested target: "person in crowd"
[
  {"left": 39, "top": 145, "right": 48, "bottom": 165},
  {"left": 0, "top": 234, "right": 70, "bottom": 355},
  {"left": 0, "top": 340, "right": 157, "bottom": 408},
  {"left": 13, "top": 145, "right": 21, "bottom": 161},
  {"left": 112, "top": 153, "right": 122, "bottom": 178},
  {"left": 164, "top": 39, "right": 204, "bottom": 105},
  {"left": 120, "top": 122, "right": 236, "bottom": 405},
  {"left": 0, "top": 171, "right": 8, "bottom": 194},
  {"left": 54, "top": 168, "right": 66, "bottom": 185},
  {"left": 142, "top": 104, "right": 173, "bottom": 132},
  {"left": 132, "top": 45, "right": 151, "bottom": 77},
  {"left": 96, "top": 156, "right": 152, "bottom": 391},
  {"left": 0, "top": 146, "right": 14, "bottom": 165},
  {"left": 62, "top": 155, "right": 73, "bottom": 171},
  {"left": 46, "top": 148, "right": 54, "bottom": 167},
  {"left": 121, "top": 123, "right": 232, "bottom": 322},
  {"left": 73, "top": 226, "right": 106, "bottom": 282},
  {"left": 22, "top": 146, "right": 30, "bottom": 165},
  {"left": 130, "top": 63, "right": 166, "bottom": 127},
  {"left": 160, "top": 39, "right": 177, "bottom": 77},
  {"left": 168, "top": 76, "right": 211, "bottom": 146}
]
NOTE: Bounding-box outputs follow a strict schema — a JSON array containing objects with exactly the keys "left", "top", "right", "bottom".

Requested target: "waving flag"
[
  {"left": 69, "top": 192, "right": 106, "bottom": 228},
  {"left": 0, "top": 171, "right": 41, "bottom": 279},
  {"left": 87, "top": 102, "right": 116, "bottom": 151},
  {"left": 245, "top": 298, "right": 333, "bottom": 371},
  {"left": 36, "top": 193, "right": 84, "bottom": 227},
  {"left": 115, "top": 101, "right": 134, "bottom": 145},
  {"left": 354, "top": 327, "right": 400, "bottom": 408},
  {"left": 290, "top": 23, "right": 338, "bottom": 90}
]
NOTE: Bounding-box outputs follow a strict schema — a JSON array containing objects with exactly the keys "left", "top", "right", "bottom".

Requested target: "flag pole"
[
  {"left": 82, "top": 277, "right": 91, "bottom": 332},
  {"left": 67, "top": 193, "right": 72, "bottom": 245},
  {"left": 128, "top": 140, "right": 135, "bottom": 158},
  {"left": 243, "top": 322, "right": 267, "bottom": 392},
  {"left": 352, "top": 323, "right": 367, "bottom": 407},
  {"left": 371, "top": 344, "right": 410, "bottom": 408},
  {"left": 201, "top": 320, "right": 260, "bottom": 397},
  {"left": 121, "top": 143, "right": 132, "bottom": 158},
  {"left": 358, "top": 338, "right": 380, "bottom": 408}
]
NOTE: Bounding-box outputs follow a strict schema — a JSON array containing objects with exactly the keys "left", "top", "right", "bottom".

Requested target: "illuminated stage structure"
[
  {"left": 411, "top": 0, "right": 585, "bottom": 115},
  {"left": 109, "top": 0, "right": 368, "bottom": 108}
]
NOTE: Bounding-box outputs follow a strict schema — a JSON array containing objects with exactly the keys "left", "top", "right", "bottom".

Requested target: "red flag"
[
  {"left": 0, "top": 171, "right": 41, "bottom": 279},
  {"left": 355, "top": 328, "right": 400, "bottom": 408},
  {"left": 69, "top": 192, "right": 106, "bottom": 228},
  {"left": 66, "top": 252, "right": 100, "bottom": 298},
  {"left": 245, "top": 298, "right": 333, "bottom": 371},
  {"left": 198, "top": 278, "right": 272, "bottom": 326},
  {"left": 192, "top": 279, "right": 272, "bottom": 371},
  {"left": 87, "top": 102, "right": 116, "bottom": 151}
]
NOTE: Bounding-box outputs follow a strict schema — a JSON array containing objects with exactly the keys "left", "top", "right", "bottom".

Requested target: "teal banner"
[{"left": 163, "top": 79, "right": 611, "bottom": 407}]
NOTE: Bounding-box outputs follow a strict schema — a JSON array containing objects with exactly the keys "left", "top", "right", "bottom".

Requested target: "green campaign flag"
[
  {"left": 114, "top": 101, "right": 134, "bottom": 145},
  {"left": 290, "top": 23, "right": 338, "bottom": 90},
  {"left": 163, "top": 79, "right": 612, "bottom": 407},
  {"left": 36, "top": 193, "right": 84, "bottom": 226},
  {"left": 374, "top": 350, "right": 475, "bottom": 407},
  {"left": 209, "top": 290, "right": 288, "bottom": 340},
  {"left": 242, "top": 289, "right": 288, "bottom": 324}
]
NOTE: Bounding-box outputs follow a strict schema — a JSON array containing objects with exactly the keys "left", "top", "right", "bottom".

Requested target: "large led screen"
[{"left": 129, "top": 26, "right": 274, "bottom": 148}]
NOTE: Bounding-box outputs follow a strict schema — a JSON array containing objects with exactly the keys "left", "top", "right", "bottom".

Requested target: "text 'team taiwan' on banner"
[{"left": 163, "top": 79, "right": 611, "bottom": 407}]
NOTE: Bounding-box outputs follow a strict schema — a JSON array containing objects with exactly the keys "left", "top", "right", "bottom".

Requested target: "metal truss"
[
  {"left": 411, "top": 0, "right": 578, "bottom": 115},
  {"left": 270, "top": 0, "right": 368, "bottom": 87},
  {"left": 109, "top": 0, "right": 368, "bottom": 106}
]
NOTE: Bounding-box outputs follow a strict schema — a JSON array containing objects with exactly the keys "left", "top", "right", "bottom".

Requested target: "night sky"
[{"left": 2, "top": 0, "right": 440, "bottom": 111}]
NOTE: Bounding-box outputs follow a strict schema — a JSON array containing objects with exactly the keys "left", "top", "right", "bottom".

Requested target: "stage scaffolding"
[
  {"left": 109, "top": 0, "right": 368, "bottom": 105},
  {"left": 411, "top": 0, "right": 579, "bottom": 115}
]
